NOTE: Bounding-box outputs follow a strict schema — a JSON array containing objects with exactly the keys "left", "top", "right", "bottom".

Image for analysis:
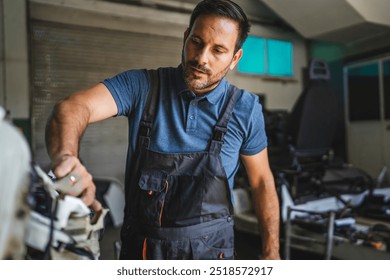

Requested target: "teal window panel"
[
  {"left": 349, "top": 63, "right": 379, "bottom": 77},
  {"left": 267, "top": 39, "right": 293, "bottom": 77},
  {"left": 238, "top": 36, "right": 265, "bottom": 74}
]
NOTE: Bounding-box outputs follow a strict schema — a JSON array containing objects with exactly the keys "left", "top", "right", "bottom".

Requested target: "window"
[
  {"left": 238, "top": 36, "right": 265, "bottom": 75},
  {"left": 238, "top": 36, "right": 293, "bottom": 77}
]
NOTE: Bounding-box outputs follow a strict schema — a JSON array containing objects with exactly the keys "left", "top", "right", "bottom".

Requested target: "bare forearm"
[
  {"left": 252, "top": 177, "right": 280, "bottom": 259},
  {"left": 46, "top": 84, "right": 117, "bottom": 160},
  {"left": 241, "top": 151, "right": 281, "bottom": 259},
  {"left": 45, "top": 97, "right": 90, "bottom": 160},
  {"left": 44, "top": 85, "right": 116, "bottom": 208}
]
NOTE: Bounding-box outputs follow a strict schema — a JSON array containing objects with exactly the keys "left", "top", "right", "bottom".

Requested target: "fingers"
[
  {"left": 79, "top": 177, "right": 96, "bottom": 206},
  {"left": 54, "top": 173, "right": 84, "bottom": 196},
  {"left": 51, "top": 154, "right": 97, "bottom": 207},
  {"left": 90, "top": 199, "right": 103, "bottom": 212},
  {"left": 51, "top": 154, "right": 81, "bottom": 178}
]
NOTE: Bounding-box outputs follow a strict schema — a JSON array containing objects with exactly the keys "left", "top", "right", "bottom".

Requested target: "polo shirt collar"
[{"left": 175, "top": 64, "right": 228, "bottom": 105}]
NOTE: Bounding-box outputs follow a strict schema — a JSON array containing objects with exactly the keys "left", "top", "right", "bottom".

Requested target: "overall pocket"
[
  {"left": 190, "top": 224, "right": 234, "bottom": 260},
  {"left": 138, "top": 170, "right": 168, "bottom": 226}
]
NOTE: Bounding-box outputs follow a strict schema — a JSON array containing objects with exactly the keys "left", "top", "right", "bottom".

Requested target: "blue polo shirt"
[{"left": 102, "top": 65, "right": 267, "bottom": 190}]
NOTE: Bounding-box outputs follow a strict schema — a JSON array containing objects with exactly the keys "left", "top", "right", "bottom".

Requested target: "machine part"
[
  {"left": 25, "top": 165, "right": 109, "bottom": 260},
  {"left": 0, "top": 107, "right": 32, "bottom": 260},
  {"left": 284, "top": 207, "right": 336, "bottom": 260},
  {"left": 0, "top": 106, "right": 108, "bottom": 260}
]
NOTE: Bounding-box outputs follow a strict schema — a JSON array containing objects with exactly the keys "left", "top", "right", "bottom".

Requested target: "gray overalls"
[{"left": 119, "top": 70, "right": 240, "bottom": 260}]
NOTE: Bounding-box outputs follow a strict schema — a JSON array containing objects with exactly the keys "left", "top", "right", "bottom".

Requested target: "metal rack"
[{"left": 284, "top": 207, "right": 336, "bottom": 259}]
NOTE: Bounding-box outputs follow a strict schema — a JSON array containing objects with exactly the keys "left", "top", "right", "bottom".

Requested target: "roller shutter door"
[{"left": 30, "top": 20, "right": 182, "bottom": 184}]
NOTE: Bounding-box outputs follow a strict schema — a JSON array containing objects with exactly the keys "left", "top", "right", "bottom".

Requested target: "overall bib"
[{"left": 119, "top": 70, "right": 240, "bottom": 260}]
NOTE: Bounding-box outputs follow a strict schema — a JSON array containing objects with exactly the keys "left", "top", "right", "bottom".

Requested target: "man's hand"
[
  {"left": 45, "top": 84, "right": 118, "bottom": 213},
  {"left": 51, "top": 154, "right": 102, "bottom": 211}
]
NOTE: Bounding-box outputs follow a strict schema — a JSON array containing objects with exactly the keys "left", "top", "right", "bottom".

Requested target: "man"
[{"left": 46, "top": 0, "right": 280, "bottom": 260}]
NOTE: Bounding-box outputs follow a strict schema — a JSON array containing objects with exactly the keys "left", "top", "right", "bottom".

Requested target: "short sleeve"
[
  {"left": 239, "top": 95, "right": 268, "bottom": 156},
  {"left": 101, "top": 69, "right": 149, "bottom": 116}
]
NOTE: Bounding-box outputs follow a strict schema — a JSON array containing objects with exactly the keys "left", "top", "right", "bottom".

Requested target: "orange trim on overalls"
[{"left": 142, "top": 238, "right": 147, "bottom": 260}]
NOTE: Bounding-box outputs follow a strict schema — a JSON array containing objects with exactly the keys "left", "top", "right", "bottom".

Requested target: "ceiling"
[
  {"left": 259, "top": 0, "right": 390, "bottom": 46},
  {"left": 104, "top": 0, "right": 288, "bottom": 27},
  {"left": 104, "top": 0, "right": 390, "bottom": 47}
]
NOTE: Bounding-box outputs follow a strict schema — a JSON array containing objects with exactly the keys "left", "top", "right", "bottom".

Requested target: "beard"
[{"left": 181, "top": 52, "right": 231, "bottom": 95}]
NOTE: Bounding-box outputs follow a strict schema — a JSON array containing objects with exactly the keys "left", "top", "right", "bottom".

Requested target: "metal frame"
[{"left": 284, "top": 207, "right": 336, "bottom": 260}]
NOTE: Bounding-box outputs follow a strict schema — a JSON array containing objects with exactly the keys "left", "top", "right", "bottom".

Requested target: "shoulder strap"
[
  {"left": 209, "top": 85, "right": 241, "bottom": 154},
  {"left": 138, "top": 69, "right": 160, "bottom": 149}
]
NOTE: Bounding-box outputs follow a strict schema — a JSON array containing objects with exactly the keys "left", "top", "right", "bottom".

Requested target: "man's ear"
[{"left": 230, "top": 48, "right": 243, "bottom": 70}]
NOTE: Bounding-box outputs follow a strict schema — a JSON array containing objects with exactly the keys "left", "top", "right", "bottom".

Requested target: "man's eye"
[{"left": 192, "top": 38, "right": 201, "bottom": 45}]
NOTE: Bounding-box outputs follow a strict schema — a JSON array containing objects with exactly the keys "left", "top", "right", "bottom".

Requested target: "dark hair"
[{"left": 189, "top": 0, "right": 250, "bottom": 53}]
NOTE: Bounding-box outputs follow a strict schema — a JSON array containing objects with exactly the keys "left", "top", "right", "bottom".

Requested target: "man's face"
[{"left": 182, "top": 15, "right": 243, "bottom": 95}]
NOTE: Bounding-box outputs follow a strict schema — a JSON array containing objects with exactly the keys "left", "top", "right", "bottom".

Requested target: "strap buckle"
[{"left": 213, "top": 126, "right": 227, "bottom": 142}]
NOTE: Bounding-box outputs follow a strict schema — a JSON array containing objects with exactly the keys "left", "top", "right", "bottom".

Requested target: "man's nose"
[{"left": 195, "top": 47, "right": 209, "bottom": 65}]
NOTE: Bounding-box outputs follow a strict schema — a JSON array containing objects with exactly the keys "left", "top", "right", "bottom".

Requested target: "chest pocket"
[{"left": 138, "top": 170, "right": 168, "bottom": 226}]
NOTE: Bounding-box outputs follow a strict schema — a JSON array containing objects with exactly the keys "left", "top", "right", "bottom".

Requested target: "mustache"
[{"left": 188, "top": 61, "right": 211, "bottom": 75}]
